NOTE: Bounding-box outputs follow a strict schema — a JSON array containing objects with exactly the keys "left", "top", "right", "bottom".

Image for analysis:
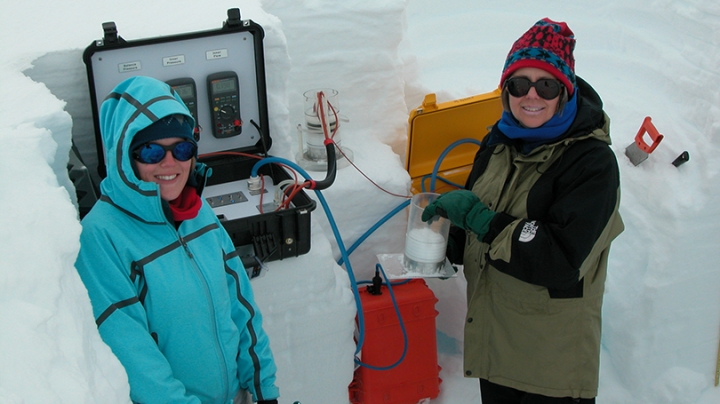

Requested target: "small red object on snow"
[{"left": 625, "top": 116, "right": 664, "bottom": 166}]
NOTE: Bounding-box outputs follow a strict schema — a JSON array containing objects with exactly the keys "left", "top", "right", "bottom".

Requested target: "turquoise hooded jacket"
[{"left": 75, "top": 76, "right": 279, "bottom": 403}]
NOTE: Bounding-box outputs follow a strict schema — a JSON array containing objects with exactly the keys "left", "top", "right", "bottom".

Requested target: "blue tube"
[
  {"left": 251, "top": 157, "right": 367, "bottom": 354},
  {"left": 429, "top": 138, "right": 483, "bottom": 192},
  {"left": 420, "top": 174, "right": 464, "bottom": 193},
  {"left": 354, "top": 263, "right": 408, "bottom": 370},
  {"left": 337, "top": 199, "right": 410, "bottom": 267},
  {"left": 251, "top": 136, "right": 480, "bottom": 364},
  {"left": 338, "top": 138, "right": 482, "bottom": 268},
  {"left": 251, "top": 156, "right": 309, "bottom": 178}
]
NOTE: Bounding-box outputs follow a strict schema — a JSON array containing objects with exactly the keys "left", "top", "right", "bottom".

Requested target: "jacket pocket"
[{"left": 547, "top": 278, "right": 584, "bottom": 299}]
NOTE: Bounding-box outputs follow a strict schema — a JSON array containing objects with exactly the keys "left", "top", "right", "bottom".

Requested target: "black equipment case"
[{"left": 82, "top": 8, "right": 316, "bottom": 271}]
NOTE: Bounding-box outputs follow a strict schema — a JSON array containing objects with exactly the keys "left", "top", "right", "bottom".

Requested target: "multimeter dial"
[{"left": 218, "top": 104, "right": 236, "bottom": 120}]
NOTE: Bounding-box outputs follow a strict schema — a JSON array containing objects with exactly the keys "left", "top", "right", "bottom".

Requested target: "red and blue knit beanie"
[{"left": 499, "top": 18, "right": 576, "bottom": 95}]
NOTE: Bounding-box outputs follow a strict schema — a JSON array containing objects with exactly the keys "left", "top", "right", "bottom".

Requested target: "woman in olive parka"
[{"left": 423, "top": 19, "right": 624, "bottom": 404}]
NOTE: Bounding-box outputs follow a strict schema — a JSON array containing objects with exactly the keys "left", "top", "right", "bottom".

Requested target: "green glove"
[{"left": 422, "top": 190, "right": 496, "bottom": 240}]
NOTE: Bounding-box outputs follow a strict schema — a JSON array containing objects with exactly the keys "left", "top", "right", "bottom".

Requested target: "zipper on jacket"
[
  {"left": 178, "top": 234, "right": 194, "bottom": 259},
  {"left": 170, "top": 223, "right": 230, "bottom": 402},
  {"left": 189, "top": 251, "right": 231, "bottom": 403}
]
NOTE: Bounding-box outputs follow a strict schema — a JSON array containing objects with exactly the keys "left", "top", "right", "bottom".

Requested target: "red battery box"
[{"left": 349, "top": 279, "right": 441, "bottom": 404}]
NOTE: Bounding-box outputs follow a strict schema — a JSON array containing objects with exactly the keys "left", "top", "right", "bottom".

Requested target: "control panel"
[{"left": 204, "top": 178, "right": 279, "bottom": 221}]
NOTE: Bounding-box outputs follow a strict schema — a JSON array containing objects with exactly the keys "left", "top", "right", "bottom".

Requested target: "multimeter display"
[
  {"left": 207, "top": 71, "right": 242, "bottom": 138},
  {"left": 212, "top": 79, "right": 236, "bottom": 93},
  {"left": 166, "top": 77, "right": 200, "bottom": 141},
  {"left": 174, "top": 83, "right": 195, "bottom": 99}
]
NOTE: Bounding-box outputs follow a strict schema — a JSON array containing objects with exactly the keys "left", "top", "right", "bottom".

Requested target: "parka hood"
[
  {"left": 99, "top": 76, "right": 198, "bottom": 224},
  {"left": 567, "top": 76, "right": 611, "bottom": 145}
]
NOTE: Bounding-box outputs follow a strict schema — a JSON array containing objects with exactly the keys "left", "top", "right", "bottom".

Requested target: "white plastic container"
[{"left": 403, "top": 192, "right": 451, "bottom": 275}]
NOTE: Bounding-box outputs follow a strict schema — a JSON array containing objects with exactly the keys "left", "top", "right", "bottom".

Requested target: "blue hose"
[
  {"left": 337, "top": 199, "right": 410, "bottom": 267},
  {"left": 353, "top": 263, "right": 408, "bottom": 370},
  {"left": 251, "top": 157, "right": 367, "bottom": 354},
  {"left": 428, "top": 137, "right": 483, "bottom": 192},
  {"left": 421, "top": 174, "right": 463, "bottom": 193},
  {"left": 251, "top": 135, "right": 481, "bottom": 367}
]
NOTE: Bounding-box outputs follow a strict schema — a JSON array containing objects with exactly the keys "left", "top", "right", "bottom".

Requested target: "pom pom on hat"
[
  {"left": 130, "top": 114, "right": 196, "bottom": 154},
  {"left": 500, "top": 18, "right": 576, "bottom": 95}
]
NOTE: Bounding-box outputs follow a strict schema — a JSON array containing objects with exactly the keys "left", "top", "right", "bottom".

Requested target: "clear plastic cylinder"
[
  {"left": 298, "top": 88, "right": 352, "bottom": 166},
  {"left": 303, "top": 88, "right": 339, "bottom": 133},
  {"left": 403, "top": 193, "right": 451, "bottom": 274}
]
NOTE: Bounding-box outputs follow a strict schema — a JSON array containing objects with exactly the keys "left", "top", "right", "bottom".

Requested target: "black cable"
[{"left": 309, "top": 142, "right": 337, "bottom": 190}]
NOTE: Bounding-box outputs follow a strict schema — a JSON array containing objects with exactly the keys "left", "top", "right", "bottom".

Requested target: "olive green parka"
[{"left": 458, "top": 77, "right": 624, "bottom": 399}]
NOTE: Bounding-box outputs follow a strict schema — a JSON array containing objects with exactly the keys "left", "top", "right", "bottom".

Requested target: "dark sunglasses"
[
  {"left": 132, "top": 141, "right": 197, "bottom": 164},
  {"left": 505, "top": 77, "right": 563, "bottom": 100}
]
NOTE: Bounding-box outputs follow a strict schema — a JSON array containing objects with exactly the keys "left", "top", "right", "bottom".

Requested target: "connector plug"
[
  {"left": 274, "top": 187, "right": 284, "bottom": 208},
  {"left": 247, "top": 175, "right": 262, "bottom": 196},
  {"left": 366, "top": 268, "right": 383, "bottom": 296}
]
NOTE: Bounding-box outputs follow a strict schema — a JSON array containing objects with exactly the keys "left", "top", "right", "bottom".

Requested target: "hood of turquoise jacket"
[{"left": 99, "top": 76, "right": 201, "bottom": 224}]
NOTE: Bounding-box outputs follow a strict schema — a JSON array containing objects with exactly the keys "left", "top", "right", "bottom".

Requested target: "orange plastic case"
[
  {"left": 405, "top": 90, "right": 503, "bottom": 194},
  {"left": 350, "top": 279, "right": 440, "bottom": 404}
]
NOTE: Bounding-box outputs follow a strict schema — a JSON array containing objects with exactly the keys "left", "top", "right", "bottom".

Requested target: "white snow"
[{"left": 1, "top": 0, "right": 720, "bottom": 403}]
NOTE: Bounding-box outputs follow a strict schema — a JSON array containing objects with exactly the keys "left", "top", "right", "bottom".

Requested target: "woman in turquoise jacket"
[{"left": 75, "top": 76, "right": 279, "bottom": 404}]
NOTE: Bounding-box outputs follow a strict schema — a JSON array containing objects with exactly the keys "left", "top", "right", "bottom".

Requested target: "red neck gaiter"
[{"left": 168, "top": 186, "right": 202, "bottom": 221}]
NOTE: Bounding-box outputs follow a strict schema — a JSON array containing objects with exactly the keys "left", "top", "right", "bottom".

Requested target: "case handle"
[
  {"left": 102, "top": 22, "right": 119, "bottom": 44},
  {"left": 225, "top": 8, "right": 242, "bottom": 28}
]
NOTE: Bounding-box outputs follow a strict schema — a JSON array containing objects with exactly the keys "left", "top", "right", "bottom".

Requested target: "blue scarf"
[{"left": 497, "top": 89, "right": 578, "bottom": 144}]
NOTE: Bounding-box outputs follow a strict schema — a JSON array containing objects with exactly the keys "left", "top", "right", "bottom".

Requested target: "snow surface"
[{"left": 2, "top": 0, "right": 720, "bottom": 403}]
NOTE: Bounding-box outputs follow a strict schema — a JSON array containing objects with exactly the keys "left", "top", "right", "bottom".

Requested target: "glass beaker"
[
  {"left": 403, "top": 192, "right": 450, "bottom": 275},
  {"left": 296, "top": 88, "right": 353, "bottom": 171},
  {"left": 303, "top": 88, "right": 339, "bottom": 133}
]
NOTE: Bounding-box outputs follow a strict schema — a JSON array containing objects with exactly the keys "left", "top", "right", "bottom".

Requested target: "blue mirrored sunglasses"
[{"left": 132, "top": 141, "right": 197, "bottom": 164}]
